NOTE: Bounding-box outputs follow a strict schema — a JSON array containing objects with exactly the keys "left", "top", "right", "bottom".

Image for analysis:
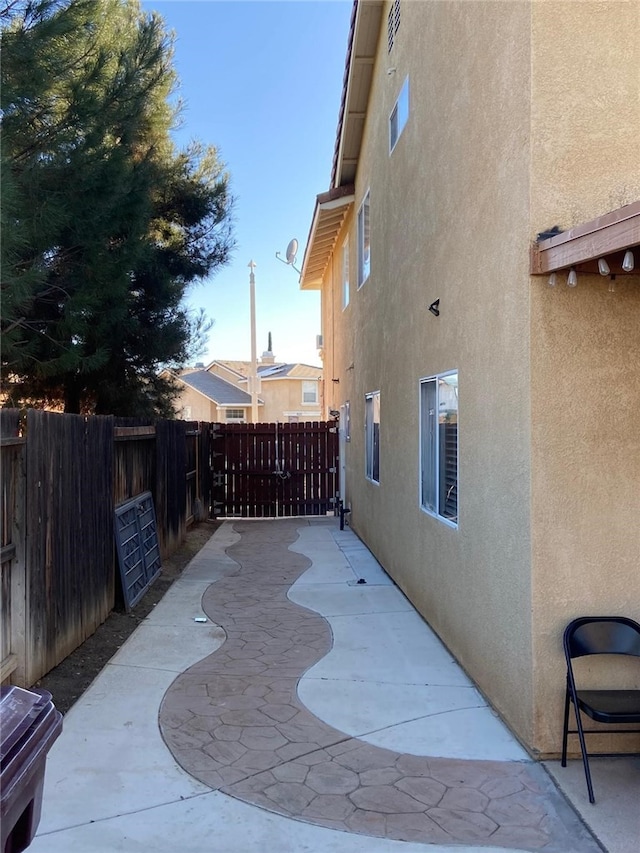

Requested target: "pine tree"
[{"left": 1, "top": 0, "right": 234, "bottom": 415}]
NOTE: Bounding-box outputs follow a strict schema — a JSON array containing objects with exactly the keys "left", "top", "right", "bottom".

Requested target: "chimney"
[{"left": 261, "top": 331, "right": 275, "bottom": 365}]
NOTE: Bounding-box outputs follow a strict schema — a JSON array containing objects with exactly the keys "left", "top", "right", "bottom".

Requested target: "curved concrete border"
[{"left": 159, "top": 520, "right": 599, "bottom": 851}]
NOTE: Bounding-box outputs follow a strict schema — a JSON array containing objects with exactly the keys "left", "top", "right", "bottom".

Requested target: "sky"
[{"left": 143, "top": 0, "right": 353, "bottom": 367}]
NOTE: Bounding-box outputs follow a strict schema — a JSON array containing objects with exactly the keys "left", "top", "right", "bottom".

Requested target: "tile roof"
[{"left": 179, "top": 371, "right": 255, "bottom": 405}]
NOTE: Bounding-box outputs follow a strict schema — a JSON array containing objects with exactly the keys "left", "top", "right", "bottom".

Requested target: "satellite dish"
[
  {"left": 285, "top": 238, "right": 298, "bottom": 265},
  {"left": 275, "top": 238, "right": 302, "bottom": 275}
]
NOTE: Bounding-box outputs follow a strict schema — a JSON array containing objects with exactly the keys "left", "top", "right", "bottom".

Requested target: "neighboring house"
[
  {"left": 300, "top": 0, "right": 640, "bottom": 758},
  {"left": 171, "top": 368, "right": 259, "bottom": 423},
  {"left": 170, "top": 344, "right": 323, "bottom": 423}
]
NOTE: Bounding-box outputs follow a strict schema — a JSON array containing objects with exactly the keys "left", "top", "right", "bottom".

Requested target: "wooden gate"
[{"left": 210, "top": 421, "right": 338, "bottom": 518}]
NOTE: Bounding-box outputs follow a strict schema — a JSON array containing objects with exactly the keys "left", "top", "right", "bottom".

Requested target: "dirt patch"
[{"left": 35, "top": 520, "right": 220, "bottom": 715}]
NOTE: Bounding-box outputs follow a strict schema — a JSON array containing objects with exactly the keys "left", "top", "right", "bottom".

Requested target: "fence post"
[{"left": 10, "top": 438, "right": 27, "bottom": 685}]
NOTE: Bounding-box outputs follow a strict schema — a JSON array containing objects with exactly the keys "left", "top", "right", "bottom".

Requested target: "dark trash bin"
[{"left": 1, "top": 686, "right": 63, "bottom": 853}]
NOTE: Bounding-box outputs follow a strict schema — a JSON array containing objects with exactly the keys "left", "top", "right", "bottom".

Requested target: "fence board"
[
  {"left": 155, "top": 419, "right": 187, "bottom": 555},
  {"left": 197, "top": 422, "right": 212, "bottom": 520},
  {"left": 24, "top": 410, "right": 114, "bottom": 684},
  {"left": 0, "top": 410, "right": 25, "bottom": 685},
  {"left": 113, "top": 419, "right": 156, "bottom": 507}
]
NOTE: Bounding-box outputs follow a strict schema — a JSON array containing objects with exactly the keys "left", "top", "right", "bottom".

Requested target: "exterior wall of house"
[
  {"left": 328, "top": 0, "right": 537, "bottom": 747},
  {"left": 528, "top": 0, "right": 640, "bottom": 754},
  {"left": 322, "top": 214, "right": 356, "bottom": 424},
  {"left": 259, "top": 374, "right": 322, "bottom": 423},
  {"left": 174, "top": 386, "right": 219, "bottom": 422},
  {"left": 318, "top": 0, "right": 639, "bottom": 755}
]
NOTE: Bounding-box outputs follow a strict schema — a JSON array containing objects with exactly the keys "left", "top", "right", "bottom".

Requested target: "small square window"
[
  {"left": 390, "top": 76, "right": 409, "bottom": 152},
  {"left": 302, "top": 381, "right": 318, "bottom": 404},
  {"left": 357, "top": 191, "right": 370, "bottom": 288},
  {"left": 342, "top": 239, "right": 350, "bottom": 309}
]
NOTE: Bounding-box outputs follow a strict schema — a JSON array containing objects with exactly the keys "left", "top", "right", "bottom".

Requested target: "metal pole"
[{"left": 248, "top": 260, "right": 259, "bottom": 422}]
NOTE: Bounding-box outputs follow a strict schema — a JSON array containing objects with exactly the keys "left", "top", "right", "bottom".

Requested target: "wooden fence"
[
  {"left": 0, "top": 409, "right": 208, "bottom": 687},
  {"left": 0, "top": 411, "right": 337, "bottom": 687},
  {"left": 210, "top": 421, "right": 339, "bottom": 517}
]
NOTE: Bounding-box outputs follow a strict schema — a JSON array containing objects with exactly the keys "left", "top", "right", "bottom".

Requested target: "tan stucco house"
[
  {"left": 301, "top": 0, "right": 640, "bottom": 757},
  {"left": 170, "top": 347, "right": 323, "bottom": 423}
]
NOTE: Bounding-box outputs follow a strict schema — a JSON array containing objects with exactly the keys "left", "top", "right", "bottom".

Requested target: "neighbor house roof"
[
  {"left": 178, "top": 370, "right": 257, "bottom": 406},
  {"left": 207, "top": 360, "right": 250, "bottom": 378},
  {"left": 208, "top": 361, "right": 321, "bottom": 381},
  {"left": 256, "top": 363, "right": 322, "bottom": 380}
]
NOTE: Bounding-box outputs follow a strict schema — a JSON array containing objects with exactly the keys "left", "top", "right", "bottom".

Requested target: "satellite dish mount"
[{"left": 276, "top": 238, "right": 301, "bottom": 275}]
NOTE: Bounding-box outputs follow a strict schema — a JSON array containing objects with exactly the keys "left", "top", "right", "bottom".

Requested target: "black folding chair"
[{"left": 561, "top": 616, "right": 640, "bottom": 803}]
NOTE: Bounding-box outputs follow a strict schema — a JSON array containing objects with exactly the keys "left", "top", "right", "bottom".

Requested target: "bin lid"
[
  {"left": 0, "top": 686, "right": 62, "bottom": 801},
  {"left": 0, "top": 687, "right": 53, "bottom": 763}
]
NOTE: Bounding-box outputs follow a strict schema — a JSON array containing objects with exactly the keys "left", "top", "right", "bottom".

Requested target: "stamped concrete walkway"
[
  {"left": 31, "top": 517, "right": 620, "bottom": 853},
  {"left": 159, "top": 519, "right": 599, "bottom": 852}
]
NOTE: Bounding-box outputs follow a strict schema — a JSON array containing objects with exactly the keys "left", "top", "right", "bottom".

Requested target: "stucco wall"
[
  {"left": 337, "top": 0, "right": 536, "bottom": 747},
  {"left": 318, "top": 0, "right": 639, "bottom": 755},
  {"left": 258, "top": 376, "right": 322, "bottom": 423},
  {"left": 529, "top": 0, "right": 640, "bottom": 754},
  {"left": 174, "top": 386, "right": 218, "bottom": 421}
]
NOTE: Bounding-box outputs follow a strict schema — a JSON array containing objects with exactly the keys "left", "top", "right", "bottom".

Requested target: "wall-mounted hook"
[{"left": 428, "top": 299, "right": 440, "bottom": 317}]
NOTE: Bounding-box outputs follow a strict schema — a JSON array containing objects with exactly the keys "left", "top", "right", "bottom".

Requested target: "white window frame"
[
  {"left": 344, "top": 400, "right": 351, "bottom": 442},
  {"left": 357, "top": 190, "right": 370, "bottom": 288},
  {"left": 365, "top": 391, "right": 380, "bottom": 483},
  {"left": 342, "top": 238, "right": 350, "bottom": 309},
  {"left": 419, "top": 371, "right": 458, "bottom": 527},
  {"left": 302, "top": 380, "right": 318, "bottom": 405},
  {"left": 225, "top": 408, "right": 245, "bottom": 421},
  {"left": 389, "top": 76, "right": 409, "bottom": 153}
]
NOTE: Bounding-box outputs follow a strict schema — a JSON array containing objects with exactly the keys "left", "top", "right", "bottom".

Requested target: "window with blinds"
[
  {"left": 365, "top": 391, "right": 380, "bottom": 483},
  {"left": 420, "top": 372, "right": 458, "bottom": 525}
]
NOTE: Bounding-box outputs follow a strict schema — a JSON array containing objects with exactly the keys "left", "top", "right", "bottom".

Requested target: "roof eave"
[
  {"left": 300, "top": 1, "right": 383, "bottom": 291},
  {"left": 331, "top": 0, "right": 384, "bottom": 189},
  {"left": 300, "top": 186, "right": 355, "bottom": 290}
]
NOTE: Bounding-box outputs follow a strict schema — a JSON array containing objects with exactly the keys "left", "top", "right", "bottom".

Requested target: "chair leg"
[
  {"left": 572, "top": 701, "right": 596, "bottom": 804},
  {"left": 561, "top": 690, "right": 570, "bottom": 767}
]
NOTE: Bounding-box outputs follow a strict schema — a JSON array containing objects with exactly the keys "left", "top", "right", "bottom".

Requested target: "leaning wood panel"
[{"left": 24, "top": 410, "right": 114, "bottom": 685}]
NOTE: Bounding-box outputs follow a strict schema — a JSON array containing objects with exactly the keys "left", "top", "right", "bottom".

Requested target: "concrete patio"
[{"left": 28, "top": 518, "right": 637, "bottom": 852}]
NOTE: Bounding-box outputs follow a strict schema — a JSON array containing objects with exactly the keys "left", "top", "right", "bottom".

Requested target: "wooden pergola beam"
[{"left": 530, "top": 201, "right": 640, "bottom": 274}]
